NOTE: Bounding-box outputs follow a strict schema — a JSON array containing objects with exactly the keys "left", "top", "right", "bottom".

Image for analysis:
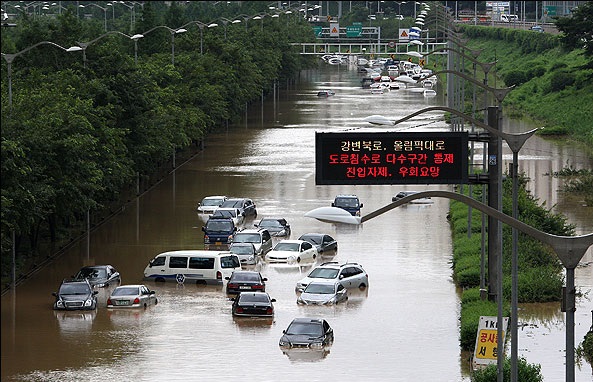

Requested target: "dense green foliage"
[
  {"left": 451, "top": 173, "right": 574, "bottom": 353},
  {"left": 1, "top": 2, "right": 317, "bottom": 285},
  {"left": 458, "top": 25, "right": 593, "bottom": 147},
  {"left": 471, "top": 357, "right": 544, "bottom": 382}
]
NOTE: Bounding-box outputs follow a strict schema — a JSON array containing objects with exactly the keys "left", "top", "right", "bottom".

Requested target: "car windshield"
[
  {"left": 232, "top": 273, "right": 261, "bottom": 282},
  {"left": 221, "top": 200, "right": 243, "bottom": 208},
  {"left": 300, "top": 235, "right": 321, "bottom": 244},
  {"left": 308, "top": 268, "right": 339, "bottom": 279},
  {"left": 259, "top": 219, "right": 282, "bottom": 228},
  {"left": 239, "top": 293, "right": 270, "bottom": 303},
  {"left": 233, "top": 233, "right": 261, "bottom": 243},
  {"left": 335, "top": 197, "right": 359, "bottom": 207},
  {"left": 286, "top": 322, "right": 323, "bottom": 336},
  {"left": 59, "top": 283, "right": 91, "bottom": 295},
  {"left": 304, "top": 283, "right": 335, "bottom": 294},
  {"left": 213, "top": 210, "right": 236, "bottom": 218},
  {"left": 76, "top": 268, "right": 107, "bottom": 279},
  {"left": 206, "top": 220, "right": 233, "bottom": 231},
  {"left": 202, "top": 198, "right": 223, "bottom": 206},
  {"left": 230, "top": 245, "right": 253, "bottom": 255},
  {"left": 273, "top": 242, "right": 299, "bottom": 252},
  {"left": 111, "top": 287, "right": 140, "bottom": 296}
]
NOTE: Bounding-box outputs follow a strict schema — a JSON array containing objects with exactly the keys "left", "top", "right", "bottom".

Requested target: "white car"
[
  {"left": 297, "top": 280, "right": 348, "bottom": 305},
  {"left": 197, "top": 195, "right": 227, "bottom": 214},
  {"left": 265, "top": 239, "right": 318, "bottom": 263},
  {"left": 210, "top": 207, "right": 245, "bottom": 226},
  {"left": 295, "top": 262, "right": 369, "bottom": 293}
]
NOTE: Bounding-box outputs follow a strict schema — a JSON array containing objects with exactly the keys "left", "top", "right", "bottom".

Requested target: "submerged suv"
[
  {"left": 331, "top": 194, "right": 363, "bottom": 216},
  {"left": 295, "top": 262, "right": 368, "bottom": 293},
  {"left": 202, "top": 216, "right": 237, "bottom": 249},
  {"left": 232, "top": 228, "right": 273, "bottom": 257}
]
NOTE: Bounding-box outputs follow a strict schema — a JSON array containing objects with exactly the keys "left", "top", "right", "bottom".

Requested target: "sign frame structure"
[
  {"left": 472, "top": 316, "right": 509, "bottom": 370},
  {"left": 315, "top": 131, "right": 469, "bottom": 185}
]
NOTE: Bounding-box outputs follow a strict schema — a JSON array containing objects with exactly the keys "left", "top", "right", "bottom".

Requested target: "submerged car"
[
  {"left": 298, "top": 233, "right": 337, "bottom": 255},
  {"left": 265, "top": 239, "right": 317, "bottom": 263},
  {"left": 230, "top": 291, "right": 275, "bottom": 317},
  {"left": 211, "top": 207, "right": 245, "bottom": 226},
  {"left": 297, "top": 281, "right": 348, "bottom": 305},
  {"left": 331, "top": 194, "right": 363, "bottom": 216},
  {"left": 254, "top": 217, "right": 291, "bottom": 237},
  {"left": 225, "top": 270, "right": 267, "bottom": 294},
  {"left": 295, "top": 262, "right": 368, "bottom": 293},
  {"left": 196, "top": 195, "right": 227, "bottom": 214},
  {"left": 229, "top": 242, "right": 258, "bottom": 265},
  {"left": 73, "top": 265, "right": 121, "bottom": 288},
  {"left": 52, "top": 279, "right": 98, "bottom": 311},
  {"left": 279, "top": 318, "right": 334, "bottom": 349},
  {"left": 107, "top": 284, "right": 158, "bottom": 309},
  {"left": 232, "top": 228, "right": 273, "bottom": 257},
  {"left": 220, "top": 198, "right": 257, "bottom": 218}
]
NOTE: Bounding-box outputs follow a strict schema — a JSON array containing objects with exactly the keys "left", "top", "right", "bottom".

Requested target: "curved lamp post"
[
  {"left": 133, "top": 26, "right": 187, "bottom": 65},
  {"left": 74, "top": 30, "right": 133, "bottom": 68},
  {"left": 2, "top": 41, "right": 81, "bottom": 111},
  {"left": 179, "top": 21, "right": 218, "bottom": 55},
  {"left": 80, "top": 3, "right": 108, "bottom": 31},
  {"left": 219, "top": 17, "right": 241, "bottom": 40},
  {"left": 305, "top": 190, "right": 592, "bottom": 382}
]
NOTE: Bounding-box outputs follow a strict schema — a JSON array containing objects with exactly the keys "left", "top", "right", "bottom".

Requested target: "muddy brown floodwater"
[{"left": 2, "top": 64, "right": 592, "bottom": 382}]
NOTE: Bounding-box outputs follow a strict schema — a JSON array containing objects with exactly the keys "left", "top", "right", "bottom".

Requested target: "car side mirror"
[
  {"left": 262, "top": 278, "right": 268, "bottom": 281},
  {"left": 339, "top": 275, "right": 344, "bottom": 279},
  {"left": 201, "top": 227, "right": 206, "bottom": 232},
  {"left": 52, "top": 292, "right": 58, "bottom": 297},
  {"left": 225, "top": 276, "right": 230, "bottom": 280},
  {"left": 93, "top": 291, "right": 99, "bottom": 295},
  {"left": 271, "top": 298, "right": 277, "bottom": 302},
  {"left": 360, "top": 203, "right": 364, "bottom": 208}
]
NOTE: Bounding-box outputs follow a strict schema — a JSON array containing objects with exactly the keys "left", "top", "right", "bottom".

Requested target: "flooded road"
[{"left": 1, "top": 63, "right": 592, "bottom": 382}]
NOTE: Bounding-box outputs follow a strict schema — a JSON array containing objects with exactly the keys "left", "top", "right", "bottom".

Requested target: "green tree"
[{"left": 555, "top": 1, "right": 593, "bottom": 69}]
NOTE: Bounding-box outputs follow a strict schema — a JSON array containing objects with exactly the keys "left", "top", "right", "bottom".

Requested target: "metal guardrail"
[{"left": 293, "top": 42, "right": 448, "bottom": 56}]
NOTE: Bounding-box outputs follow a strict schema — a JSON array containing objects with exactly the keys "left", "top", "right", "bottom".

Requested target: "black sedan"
[
  {"left": 225, "top": 271, "right": 267, "bottom": 294},
  {"left": 73, "top": 265, "right": 121, "bottom": 288},
  {"left": 298, "top": 233, "right": 338, "bottom": 255},
  {"left": 254, "top": 217, "right": 291, "bottom": 237},
  {"left": 230, "top": 292, "right": 275, "bottom": 317},
  {"left": 279, "top": 318, "right": 334, "bottom": 349}
]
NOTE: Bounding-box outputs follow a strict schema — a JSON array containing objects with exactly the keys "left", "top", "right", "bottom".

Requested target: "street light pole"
[
  {"left": 74, "top": 30, "right": 133, "bottom": 69},
  {"left": 2, "top": 41, "right": 81, "bottom": 111}
]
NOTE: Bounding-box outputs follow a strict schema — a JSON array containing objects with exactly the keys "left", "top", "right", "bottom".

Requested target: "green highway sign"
[
  {"left": 313, "top": 26, "right": 323, "bottom": 37},
  {"left": 346, "top": 25, "right": 362, "bottom": 38}
]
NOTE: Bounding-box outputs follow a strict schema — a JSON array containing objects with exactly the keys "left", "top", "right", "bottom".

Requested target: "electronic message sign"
[{"left": 315, "top": 131, "right": 469, "bottom": 185}]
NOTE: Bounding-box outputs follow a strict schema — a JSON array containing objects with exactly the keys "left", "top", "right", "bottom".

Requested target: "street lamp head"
[
  {"left": 175, "top": 28, "right": 187, "bottom": 34},
  {"left": 131, "top": 34, "right": 144, "bottom": 40},
  {"left": 66, "top": 46, "right": 83, "bottom": 52},
  {"left": 304, "top": 207, "right": 362, "bottom": 225}
]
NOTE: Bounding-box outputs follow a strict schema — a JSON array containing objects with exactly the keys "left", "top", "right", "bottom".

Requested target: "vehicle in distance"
[
  {"left": 202, "top": 216, "right": 237, "bottom": 249},
  {"left": 279, "top": 318, "right": 334, "bottom": 349},
  {"left": 211, "top": 207, "right": 245, "bottom": 226},
  {"left": 220, "top": 198, "right": 257, "bottom": 218},
  {"left": 265, "top": 239, "right": 318, "bottom": 263},
  {"left": 317, "top": 89, "right": 335, "bottom": 97},
  {"left": 298, "top": 233, "right": 337, "bottom": 255},
  {"left": 73, "top": 264, "right": 121, "bottom": 288},
  {"left": 225, "top": 270, "right": 267, "bottom": 294},
  {"left": 107, "top": 284, "right": 157, "bottom": 309},
  {"left": 331, "top": 194, "right": 363, "bottom": 216},
  {"left": 232, "top": 228, "right": 273, "bottom": 256},
  {"left": 297, "top": 280, "right": 348, "bottom": 305},
  {"left": 295, "top": 262, "right": 368, "bottom": 293},
  {"left": 52, "top": 279, "right": 98, "bottom": 311},
  {"left": 254, "top": 217, "right": 291, "bottom": 237},
  {"left": 530, "top": 25, "right": 544, "bottom": 33},
  {"left": 392, "top": 191, "right": 433, "bottom": 204},
  {"left": 229, "top": 242, "right": 258, "bottom": 265},
  {"left": 196, "top": 195, "right": 227, "bottom": 214},
  {"left": 230, "top": 291, "right": 275, "bottom": 317}
]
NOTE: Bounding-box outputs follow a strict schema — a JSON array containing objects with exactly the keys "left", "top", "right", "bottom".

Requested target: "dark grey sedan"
[
  {"left": 73, "top": 265, "right": 121, "bottom": 288},
  {"left": 298, "top": 233, "right": 337, "bottom": 255}
]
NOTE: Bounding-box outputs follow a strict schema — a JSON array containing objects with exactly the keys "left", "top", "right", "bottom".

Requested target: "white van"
[{"left": 143, "top": 250, "right": 241, "bottom": 285}]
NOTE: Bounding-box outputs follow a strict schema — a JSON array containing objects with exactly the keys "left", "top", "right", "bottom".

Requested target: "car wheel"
[{"left": 358, "top": 283, "right": 367, "bottom": 289}]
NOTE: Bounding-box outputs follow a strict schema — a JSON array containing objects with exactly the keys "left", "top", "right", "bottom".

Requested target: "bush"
[
  {"left": 471, "top": 357, "right": 544, "bottom": 382},
  {"left": 504, "top": 70, "right": 528, "bottom": 87},
  {"left": 550, "top": 71, "right": 576, "bottom": 91}
]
